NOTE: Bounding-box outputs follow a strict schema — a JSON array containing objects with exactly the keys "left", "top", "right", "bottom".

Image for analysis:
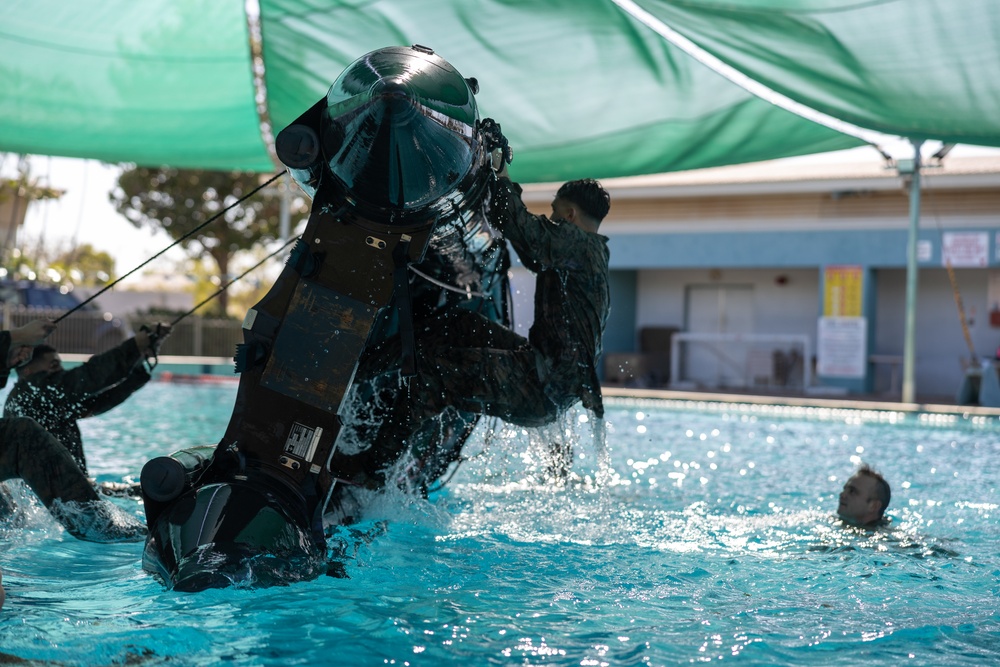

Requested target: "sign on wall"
[
  {"left": 918, "top": 239, "right": 933, "bottom": 262},
  {"left": 942, "top": 232, "right": 988, "bottom": 267},
  {"left": 823, "top": 265, "right": 863, "bottom": 317},
  {"left": 817, "top": 316, "right": 867, "bottom": 378}
]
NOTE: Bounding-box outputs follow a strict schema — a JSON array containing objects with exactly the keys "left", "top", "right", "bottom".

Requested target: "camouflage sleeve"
[
  {"left": 0, "top": 331, "right": 11, "bottom": 389},
  {"left": 84, "top": 367, "right": 151, "bottom": 417},
  {"left": 54, "top": 337, "right": 145, "bottom": 398},
  {"left": 487, "top": 177, "right": 579, "bottom": 272}
]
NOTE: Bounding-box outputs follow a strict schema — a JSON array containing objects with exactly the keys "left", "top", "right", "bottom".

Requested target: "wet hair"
[
  {"left": 28, "top": 344, "right": 57, "bottom": 363},
  {"left": 16, "top": 344, "right": 57, "bottom": 376},
  {"left": 556, "top": 179, "right": 611, "bottom": 224},
  {"left": 857, "top": 463, "right": 891, "bottom": 518}
]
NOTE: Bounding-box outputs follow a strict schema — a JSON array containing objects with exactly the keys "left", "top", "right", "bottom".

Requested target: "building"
[{"left": 511, "top": 151, "right": 1000, "bottom": 403}]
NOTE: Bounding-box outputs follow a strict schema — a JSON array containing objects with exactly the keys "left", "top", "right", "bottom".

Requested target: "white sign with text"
[
  {"left": 817, "top": 316, "right": 867, "bottom": 378},
  {"left": 942, "top": 232, "right": 989, "bottom": 267}
]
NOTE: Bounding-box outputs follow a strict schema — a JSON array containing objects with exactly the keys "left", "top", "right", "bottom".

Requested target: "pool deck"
[
  {"left": 602, "top": 385, "right": 1000, "bottom": 418},
  {"left": 68, "top": 353, "right": 996, "bottom": 419}
]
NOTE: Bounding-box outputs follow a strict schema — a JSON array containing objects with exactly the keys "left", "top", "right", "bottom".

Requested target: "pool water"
[{"left": 1, "top": 383, "right": 998, "bottom": 666}]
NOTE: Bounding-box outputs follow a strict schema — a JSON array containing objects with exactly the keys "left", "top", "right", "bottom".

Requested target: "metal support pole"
[{"left": 901, "top": 140, "right": 923, "bottom": 404}]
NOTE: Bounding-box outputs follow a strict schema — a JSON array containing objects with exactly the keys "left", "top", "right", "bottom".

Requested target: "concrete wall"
[
  {"left": 511, "top": 259, "right": 998, "bottom": 397},
  {"left": 875, "top": 267, "right": 995, "bottom": 398},
  {"left": 634, "top": 268, "right": 820, "bottom": 339},
  {"left": 506, "top": 169, "right": 1000, "bottom": 398}
]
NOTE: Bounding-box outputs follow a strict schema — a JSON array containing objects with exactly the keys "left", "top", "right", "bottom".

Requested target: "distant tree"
[
  {"left": 0, "top": 153, "right": 63, "bottom": 267},
  {"left": 109, "top": 167, "right": 304, "bottom": 315},
  {"left": 220, "top": 248, "right": 284, "bottom": 319},
  {"left": 50, "top": 243, "right": 116, "bottom": 286},
  {"left": 4, "top": 247, "right": 40, "bottom": 281}
]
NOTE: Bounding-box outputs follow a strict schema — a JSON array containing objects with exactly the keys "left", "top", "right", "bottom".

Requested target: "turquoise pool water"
[{"left": 1, "top": 383, "right": 998, "bottom": 666}]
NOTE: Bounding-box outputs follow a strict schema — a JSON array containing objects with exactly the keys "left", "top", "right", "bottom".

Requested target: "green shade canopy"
[
  {"left": 1, "top": 0, "right": 997, "bottom": 182},
  {"left": 0, "top": 1, "right": 268, "bottom": 171},
  {"left": 628, "top": 0, "right": 1000, "bottom": 146}
]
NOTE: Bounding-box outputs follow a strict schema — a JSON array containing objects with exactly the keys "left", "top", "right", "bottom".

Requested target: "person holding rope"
[
  {"left": 4, "top": 322, "right": 172, "bottom": 478},
  {"left": 0, "top": 319, "right": 146, "bottom": 544}
]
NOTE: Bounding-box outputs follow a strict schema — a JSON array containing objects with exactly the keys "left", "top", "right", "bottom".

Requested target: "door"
[{"left": 683, "top": 285, "right": 755, "bottom": 387}]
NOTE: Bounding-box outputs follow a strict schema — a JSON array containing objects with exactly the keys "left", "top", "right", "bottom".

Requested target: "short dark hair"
[
  {"left": 15, "top": 344, "right": 57, "bottom": 377},
  {"left": 857, "top": 463, "right": 891, "bottom": 518},
  {"left": 29, "top": 344, "right": 57, "bottom": 364},
  {"left": 556, "top": 179, "right": 610, "bottom": 223}
]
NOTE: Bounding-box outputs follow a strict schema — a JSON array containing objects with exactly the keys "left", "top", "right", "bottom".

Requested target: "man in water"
[
  {"left": 0, "top": 319, "right": 146, "bottom": 539},
  {"left": 837, "top": 464, "right": 891, "bottom": 526},
  {"left": 5, "top": 323, "right": 171, "bottom": 476}
]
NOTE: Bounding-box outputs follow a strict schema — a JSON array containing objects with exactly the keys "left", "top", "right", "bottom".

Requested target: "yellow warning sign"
[{"left": 824, "top": 265, "right": 863, "bottom": 317}]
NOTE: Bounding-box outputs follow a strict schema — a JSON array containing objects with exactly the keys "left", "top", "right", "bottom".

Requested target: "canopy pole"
[{"left": 902, "top": 139, "right": 923, "bottom": 404}]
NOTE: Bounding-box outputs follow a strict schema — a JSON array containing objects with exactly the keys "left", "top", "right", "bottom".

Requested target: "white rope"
[{"left": 408, "top": 265, "right": 492, "bottom": 299}]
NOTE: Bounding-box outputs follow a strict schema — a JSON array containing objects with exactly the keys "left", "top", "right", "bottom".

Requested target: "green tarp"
[
  {"left": 0, "top": 1, "right": 267, "bottom": 170},
  {"left": 1, "top": 1, "right": 997, "bottom": 182},
  {"left": 630, "top": 0, "right": 1000, "bottom": 145}
]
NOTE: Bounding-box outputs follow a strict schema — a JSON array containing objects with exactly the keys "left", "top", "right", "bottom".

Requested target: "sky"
[
  {"left": 5, "top": 141, "right": 1000, "bottom": 291},
  {"left": 5, "top": 155, "right": 178, "bottom": 282}
]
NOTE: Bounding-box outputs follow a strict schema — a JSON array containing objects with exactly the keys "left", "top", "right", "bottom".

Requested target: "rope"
[
  {"left": 926, "top": 170, "right": 979, "bottom": 366},
  {"left": 407, "top": 264, "right": 491, "bottom": 299},
  {"left": 945, "top": 259, "right": 978, "bottom": 364},
  {"left": 169, "top": 236, "right": 298, "bottom": 326},
  {"left": 55, "top": 170, "right": 285, "bottom": 322}
]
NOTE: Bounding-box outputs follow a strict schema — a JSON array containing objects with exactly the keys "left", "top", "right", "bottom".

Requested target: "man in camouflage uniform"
[
  {"left": 360, "top": 166, "right": 611, "bottom": 428},
  {"left": 0, "top": 319, "right": 146, "bottom": 545},
  {"left": 5, "top": 323, "right": 170, "bottom": 475}
]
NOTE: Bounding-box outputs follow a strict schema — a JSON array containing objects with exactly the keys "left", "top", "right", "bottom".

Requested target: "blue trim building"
[{"left": 512, "top": 152, "right": 1000, "bottom": 401}]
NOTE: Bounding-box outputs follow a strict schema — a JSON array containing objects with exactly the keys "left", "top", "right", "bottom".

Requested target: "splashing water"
[
  {"left": 1, "top": 383, "right": 999, "bottom": 666},
  {"left": 48, "top": 498, "right": 147, "bottom": 544}
]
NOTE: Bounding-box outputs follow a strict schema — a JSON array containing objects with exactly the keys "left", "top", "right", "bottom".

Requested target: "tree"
[
  {"left": 0, "top": 154, "right": 62, "bottom": 267},
  {"left": 50, "top": 244, "right": 116, "bottom": 286},
  {"left": 109, "top": 167, "right": 304, "bottom": 315}
]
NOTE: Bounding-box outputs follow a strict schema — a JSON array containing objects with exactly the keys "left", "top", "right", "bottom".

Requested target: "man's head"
[
  {"left": 552, "top": 179, "right": 611, "bottom": 234},
  {"left": 837, "top": 464, "right": 891, "bottom": 526},
  {"left": 16, "top": 344, "right": 62, "bottom": 379}
]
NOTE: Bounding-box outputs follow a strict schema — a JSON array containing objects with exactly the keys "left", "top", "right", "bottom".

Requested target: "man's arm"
[
  {"left": 0, "top": 330, "right": 12, "bottom": 389},
  {"left": 82, "top": 367, "right": 151, "bottom": 417},
  {"left": 9, "top": 320, "right": 57, "bottom": 347},
  {"left": 488, "top": 176, "right": 578, "bottom": 272},
  {"left": 0, "top": 320, "right": 56, "bottom": 388},
  {"left": 54, "top": 321, "right": 168, "bottom": 397},
  {"left": 53, "top": 337, "right": 147, "bottom": 398}
]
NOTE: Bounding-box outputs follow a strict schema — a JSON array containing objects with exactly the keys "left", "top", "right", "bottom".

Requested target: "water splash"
[{"left": 48, "top": 498, "right": 146, "bottom": 543}]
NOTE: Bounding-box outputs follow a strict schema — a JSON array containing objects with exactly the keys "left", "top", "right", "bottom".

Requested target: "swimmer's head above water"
[{"left": 837, "top": 463, "right": 891, "bottom": 527}]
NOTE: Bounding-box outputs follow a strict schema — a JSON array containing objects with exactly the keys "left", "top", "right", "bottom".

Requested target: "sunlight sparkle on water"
[{"left": 1, "top": 386, "right": 998, "bottom": 666}]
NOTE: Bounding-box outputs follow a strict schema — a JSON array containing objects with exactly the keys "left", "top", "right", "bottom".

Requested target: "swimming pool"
[{"left": 1, "top": 383, "right": 998, "bottom": 665}]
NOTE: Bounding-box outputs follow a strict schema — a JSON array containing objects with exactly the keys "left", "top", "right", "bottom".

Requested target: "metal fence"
[
  {"left": 669, "top": 332, "right": 812, "bottom": 391},
  {"left": 2, "top": 304, "right": 244, "bottom": 358},
  {"left": 152, "top": 316, "right": 243, "bottom": 359}
]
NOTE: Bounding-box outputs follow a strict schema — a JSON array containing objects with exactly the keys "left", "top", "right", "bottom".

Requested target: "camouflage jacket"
[
  {"left": 488, "top": 177, "right": 611, "bottom": 417},
  {"left": 4, "top": 338, "right": 150, "bottom": 474},
  {"left": 0, "top": 331, "right": 11, "bottom": 389}
]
